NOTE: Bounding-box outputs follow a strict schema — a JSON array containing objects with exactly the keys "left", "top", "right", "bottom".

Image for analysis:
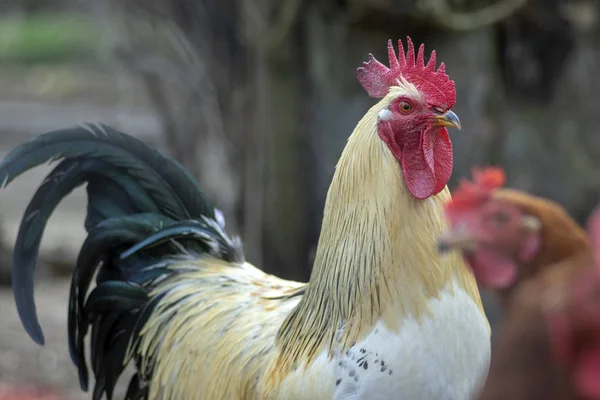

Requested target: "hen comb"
[
  {"left": 356, "top": 37, "right": 456, "bottom": 108},
  {"left": 445, "top": 166, "right": 506, "bottom": 212}
]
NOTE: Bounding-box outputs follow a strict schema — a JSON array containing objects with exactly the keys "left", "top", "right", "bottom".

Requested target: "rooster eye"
[{"left": 399, "top": 101, "right": 412, "bottom": 113}]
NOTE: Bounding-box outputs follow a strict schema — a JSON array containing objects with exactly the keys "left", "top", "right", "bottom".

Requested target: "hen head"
[
  {"left": 357, "top": 38, "right": 461, "bottom": 199},
  {"left": 436, "top": 167, "right": 543, "bottom": 289}
]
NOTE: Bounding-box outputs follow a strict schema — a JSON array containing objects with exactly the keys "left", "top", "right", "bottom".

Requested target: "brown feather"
[
  {"left": 479, "top": 189, "right": 594, "bottom": 399},
  {"left": 493, "top": 189, "right": 590, "bottom": 303}
]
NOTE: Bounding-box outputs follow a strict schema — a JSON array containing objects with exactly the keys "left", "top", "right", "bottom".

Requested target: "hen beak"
[
  {"left": 433, "top": 110, "right": 461, "bottom": 130},
  {"left": 437, "top": 228, "right": 476, "bottom": 254}
]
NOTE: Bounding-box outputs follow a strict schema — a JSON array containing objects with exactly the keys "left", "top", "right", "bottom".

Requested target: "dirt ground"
[{"left": 0, "top": 280, "right": 134, "bottom": 399}]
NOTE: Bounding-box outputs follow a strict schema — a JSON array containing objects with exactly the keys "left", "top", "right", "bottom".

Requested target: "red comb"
[
  {"left": 356, "top": 37, "right": 456, "bottom": 108},
  {"left": 445, "top": 166, "right": 506, "bottom": 212}
]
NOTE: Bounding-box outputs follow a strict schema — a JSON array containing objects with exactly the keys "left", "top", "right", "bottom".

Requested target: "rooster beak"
[
  {"left": 433, "top": 110, "right": 461, "bottom": 130},
  {"left": 437, "top": 227, "right": 476, "bottom": 254}
]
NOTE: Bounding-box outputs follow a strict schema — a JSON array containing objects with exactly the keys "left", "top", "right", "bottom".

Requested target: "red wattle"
[
  {"left": 400, "top": 126, "right": 453, "bottom": 199},
  {"left": 400, "top": 129, "right": 435, "bottom": 199},
  {"left": 378, "top": 121, "right": 453, "bottom": 200},
  {"left": 432, "top": 127, "right": 453, "bottom": 194}
]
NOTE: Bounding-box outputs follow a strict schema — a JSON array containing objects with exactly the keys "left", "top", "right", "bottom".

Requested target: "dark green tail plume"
[{"left": 0, "top": 124, "right": 244, "bottom": 400}]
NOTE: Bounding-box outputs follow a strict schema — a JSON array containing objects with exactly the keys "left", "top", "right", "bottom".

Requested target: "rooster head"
[
  {"left": 357, "top": 37, "right": 460, "bottom": 199},
  {"left": 436, "top": 167, "right": 543, "bottom": 289}
]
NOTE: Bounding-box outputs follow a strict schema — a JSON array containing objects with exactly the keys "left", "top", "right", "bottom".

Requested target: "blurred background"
[{"left": 0, "top": 0, "right": 597, "bottom": 398}]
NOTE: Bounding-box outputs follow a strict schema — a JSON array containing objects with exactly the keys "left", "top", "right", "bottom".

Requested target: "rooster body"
[
  {"left": 2, "top": 39, "right": 490, "bottom": 400},
  {"left": 128, "top": 89, "right": 489, "bottom": 400}
]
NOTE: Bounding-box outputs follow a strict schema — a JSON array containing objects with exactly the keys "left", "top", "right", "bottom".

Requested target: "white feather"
[{"left": 331, "top": 278, "right": 490, "bottom": 400}]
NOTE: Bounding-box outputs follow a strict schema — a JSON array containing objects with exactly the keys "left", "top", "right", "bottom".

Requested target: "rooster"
[
  {"left": 437, "top": 167, "right": 599, "bottom": 399},
  {"left": 1, "top": 38, "right": 490, "bottom": 400}
]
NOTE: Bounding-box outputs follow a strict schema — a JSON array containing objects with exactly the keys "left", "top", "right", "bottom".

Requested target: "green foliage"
[{"left": 0, "top": 13, "right": 101, "bottom": 64}]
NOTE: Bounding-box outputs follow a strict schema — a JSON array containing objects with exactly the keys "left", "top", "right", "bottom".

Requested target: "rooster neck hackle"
[{"left": 272, "top": 87, "right": 485, "bottom": 383}]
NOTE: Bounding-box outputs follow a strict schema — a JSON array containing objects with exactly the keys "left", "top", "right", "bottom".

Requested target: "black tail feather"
[
  {"left": 67, "top": 214, "right": 175, "bottom": 373},
  {"left": 0, "top": 124, "right": 244, "bottom": 399},
  {"left": 13, "top": 159, "right": 87, "bottom": 345}
]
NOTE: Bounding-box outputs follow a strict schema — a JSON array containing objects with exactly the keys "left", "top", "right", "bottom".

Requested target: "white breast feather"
[{"left": 330, "top": 278, "right": 490, "bottom": 400}]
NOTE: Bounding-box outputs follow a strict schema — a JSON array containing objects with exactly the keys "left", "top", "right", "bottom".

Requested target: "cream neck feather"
[{"left": 273, "top": 87, "right": 485, "bottom": 379}]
